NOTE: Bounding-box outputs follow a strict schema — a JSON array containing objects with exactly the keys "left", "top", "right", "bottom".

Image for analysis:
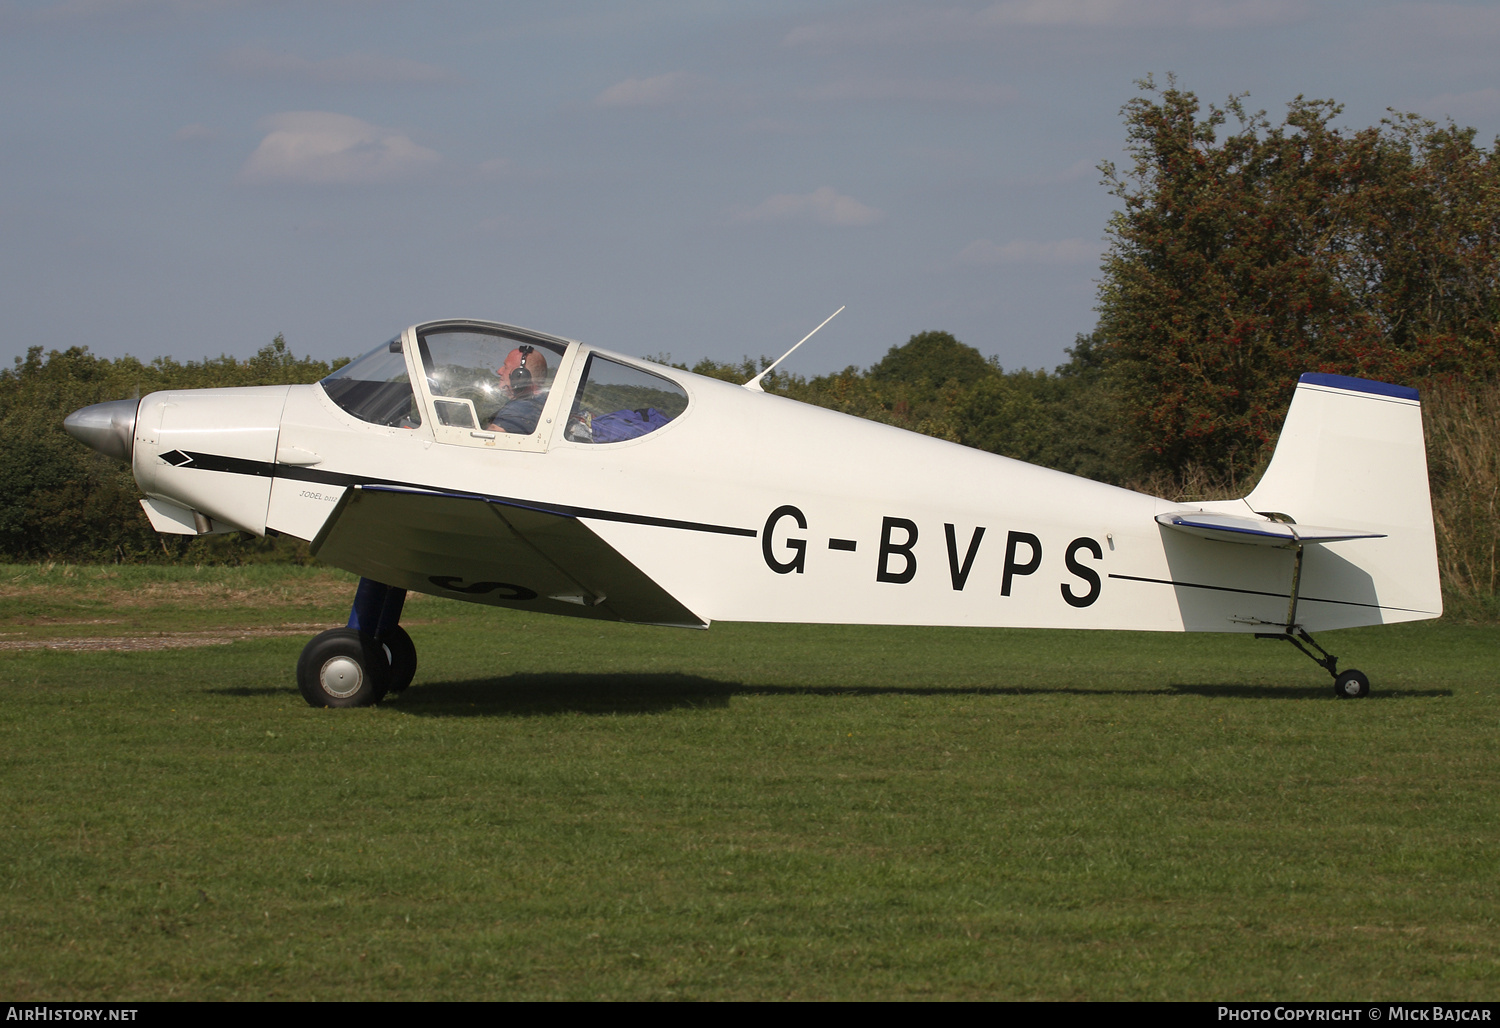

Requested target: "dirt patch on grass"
[
  {"left": 0, "top": 618, "right": 445, "bottom": 651},
  {"left": 0, "top": 625, "right": 331, "bottom": 652},
  {"left": 0, "top": 580, "right": 355, "bottom": 609},
  {"left": 0, "top": 574, "right": 443, "bottom": 611}
]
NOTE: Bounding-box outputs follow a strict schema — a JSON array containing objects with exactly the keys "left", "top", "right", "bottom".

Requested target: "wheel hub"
[{"left": 319, "top": 656, "right": 364, "bottom": 699}]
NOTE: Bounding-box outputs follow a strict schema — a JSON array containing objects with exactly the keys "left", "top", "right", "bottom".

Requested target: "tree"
[
  {"left": 779, "top": 331, "right": 997, "bottom": 442},
  {"left": 0, "top": 339, "right": 340, "bottom": 562},
  {"left": 952, "top": 331, "right": 1125, "bottom": 482},
  {"left": 1096, "top": 76, "right": 1500, "bottom": 482},
  {"left": 866, "top": 330, "right": 995, "bottom": 393}
]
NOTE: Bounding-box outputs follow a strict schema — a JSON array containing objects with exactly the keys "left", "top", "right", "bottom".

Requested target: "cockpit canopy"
[{"left": 320, "top": 320, "right": 690, "bottom": 446}]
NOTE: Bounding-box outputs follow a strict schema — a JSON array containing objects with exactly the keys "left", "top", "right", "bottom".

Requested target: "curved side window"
[
  {"left": 565, "top": 356, "right": 688, "bottom": 444},
  {"left": 320, "top": 337, "right": 422, "bottom": 427}
]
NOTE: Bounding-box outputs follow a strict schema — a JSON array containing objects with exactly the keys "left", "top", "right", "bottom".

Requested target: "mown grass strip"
[{"left": 1, "top": 565, "right": 1496, "bottom": 999}]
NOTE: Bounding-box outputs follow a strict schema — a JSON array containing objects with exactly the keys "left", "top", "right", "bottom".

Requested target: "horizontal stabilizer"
[{"left": 1156, "top": 511, "right": 1385, "bottom": 548}]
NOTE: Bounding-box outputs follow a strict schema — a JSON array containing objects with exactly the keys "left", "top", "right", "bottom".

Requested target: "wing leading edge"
[
  {"left": 312, "top": 486, "right": 707, "bottom": 628},
  {"left": 1156, "top": 511, "right": 1385, "bottom": 547}
]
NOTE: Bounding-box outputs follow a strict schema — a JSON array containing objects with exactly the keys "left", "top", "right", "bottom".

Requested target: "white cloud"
[
  {"left": 221, "top": 46, "right": 456, "bottom": 85},
  {"left": 1411, "top": 87, "right": 1500, "bottom": 123},
  {"left": 742, "top": 117, "right": 815, "bottom": 136},
  {"left": 1056, "top": 157, "right": 1099, "bottom": 181},
  {"left": 1011, "top": 157, "right": 1105, "bottom": 186},
  {"left": 594, "top": 72, "right": 704, "bottom": 108},
  {"left": 783, "top": 9, "right": 971, "bottom": 48},
  {"left": 785, "top": 0, "right": 1308, "bottom": 46},
  {"left": 239, "top": 112, "right": 441, "bottom": 186},
  {"left": 806, "top": 76, "right": 1017, "bottom": 106},
  {"left": 478, "top": 157, "right": 514, "bottom": 178},
  {"left": 1354, "top": 5, "right": 1500, "bottom": 76},
  {"left": 733, "top": 187, "right": 884, "bottom": 228},
  {"left": 24, "top": 0, "right": 240, "bottom": 22},
  {"left": 976, "top": 0, "right": 1306, "bottom": 29},
  {"left": 958, "top": 238, "right": 1100, "bottom": 265},
  {"left": 173, "top": 123, "right": 217, "bottom": 142},
  {"left": 1360, "top": 2, "right": 1500, "bottom": 43}
]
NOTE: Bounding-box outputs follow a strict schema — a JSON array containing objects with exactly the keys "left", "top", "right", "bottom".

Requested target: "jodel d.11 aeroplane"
[{"left": 64, "top": 318, "right": 1440, "bottom": 707}]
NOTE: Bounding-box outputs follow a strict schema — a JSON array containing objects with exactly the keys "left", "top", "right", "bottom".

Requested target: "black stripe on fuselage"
[
  {"left": 1107, "top": 572, "right": 1433, "bottom": 615},
  {"left": 170, "top": 450, "right": 758, "bottom": 538}
]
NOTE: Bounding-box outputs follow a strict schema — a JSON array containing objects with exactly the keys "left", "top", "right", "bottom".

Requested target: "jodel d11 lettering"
[{"left": 64, "top": 318, "right": 1441, "bottom": 706}]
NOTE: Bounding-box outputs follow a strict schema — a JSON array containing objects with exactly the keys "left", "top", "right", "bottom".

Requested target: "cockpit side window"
[
  {"left": 417, "top": 327, "right": 567, "bottom": 436},
  {"left": 564, "top": 356, "right": 688, "bottom": 444},
  {"left": 320, "top": 337, "right": 422, "bottom": 427}
]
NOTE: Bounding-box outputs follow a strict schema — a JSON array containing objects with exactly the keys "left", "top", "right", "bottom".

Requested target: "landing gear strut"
[
  {"left": 1255, "top": 626, "right": 1370, "bottom": 698},
  {"left": 1253, "top": 543, "right": 1369, "bottom": 698},
  {"left": 296, "top": 578, "right": 418, "bottom": 707}
]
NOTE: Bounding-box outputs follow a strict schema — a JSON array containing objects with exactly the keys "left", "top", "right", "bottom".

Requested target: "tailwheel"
[
  {"left": 1333, "top": 669, "right": 1370, "bottom": 699},
  {"left": 297, "top": 628, "right": 390, "bottom": 708},
  {"left": 1257, "top": 626, "right": 1373, "bottom": 698},
  {"left": 379, "top": 625, "right": 418, "bottom": 694}
]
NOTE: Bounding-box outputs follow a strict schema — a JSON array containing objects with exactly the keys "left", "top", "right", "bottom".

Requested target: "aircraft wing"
[
  {"left": 1156, "top": 511, "right": 1385, "bottom": 547},
  {"left": 312, "top": 485, "right": 707, "bottom": 628}
]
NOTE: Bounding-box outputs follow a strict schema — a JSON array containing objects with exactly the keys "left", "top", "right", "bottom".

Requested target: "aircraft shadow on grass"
[
  {"left": 1168, "top": 682, "right": 1451, "bottom": 700},
  {"left": 259, "top": 672, "right": 1443, "bottom": 717},
  {"left": 209, "top": 685, "right": 297, "bottom": 698},
  {"left": 385, "top": 673, "right": 733, "bottom": 716},
  {"left": 393, "top": 675, "right": 1207, "bottom": 717},
  {"left": 206, "top": 674, "right": 1449, "bottom": 712}
]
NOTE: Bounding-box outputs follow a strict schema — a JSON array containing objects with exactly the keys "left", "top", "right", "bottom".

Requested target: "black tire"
[
  {"left": 379, "top": 625, "right": 418, "bottom": 693},
  {"left": 1333, "top": 669, "right": 1370, "bottom": 699},
  {"left": 296, "top": 628, "right": 389, "bottom": 708}
]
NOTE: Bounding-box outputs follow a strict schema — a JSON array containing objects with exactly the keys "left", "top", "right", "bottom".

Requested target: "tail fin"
[{"left": 1244, "top": 373, "right": 1442, "bottom": 626}]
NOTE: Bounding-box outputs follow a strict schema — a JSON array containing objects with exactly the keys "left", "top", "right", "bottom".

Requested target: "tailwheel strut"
[{"left": 1253, "top": 543, "right": 1369, "bottom": 698}]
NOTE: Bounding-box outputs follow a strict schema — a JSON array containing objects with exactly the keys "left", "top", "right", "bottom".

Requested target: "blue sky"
[{"left": 2, "top": 0, "right": 1497, "bottom": 376}]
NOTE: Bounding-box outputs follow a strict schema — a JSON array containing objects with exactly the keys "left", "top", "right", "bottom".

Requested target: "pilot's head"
[{"left": 498, "top": 345, "right": 548, "bottom": 398}]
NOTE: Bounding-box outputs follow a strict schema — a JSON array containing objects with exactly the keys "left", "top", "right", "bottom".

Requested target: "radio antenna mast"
[{"left": 744, "top": 306, "right": 845, "bottom": 392}]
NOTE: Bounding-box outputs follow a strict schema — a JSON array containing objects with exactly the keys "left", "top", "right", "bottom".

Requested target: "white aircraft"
[{"left": 64, "top": 318, "right": 1441, "bottom": 707}]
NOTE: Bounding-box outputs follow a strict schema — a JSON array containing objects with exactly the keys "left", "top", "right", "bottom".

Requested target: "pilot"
[{"left": 486, "top": 345, "right": 549, "bottom": 434}]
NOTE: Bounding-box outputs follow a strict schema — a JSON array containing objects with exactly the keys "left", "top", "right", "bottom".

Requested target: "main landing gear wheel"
[
  {"left": 1333, "top": 669, "right": 1370, "bottom": 699},
  {"left": 379, "top": 625, "right": 418, "bottom": 694},
  {"left": 297, "top": 628, "right": 390, "bottom": 708}
]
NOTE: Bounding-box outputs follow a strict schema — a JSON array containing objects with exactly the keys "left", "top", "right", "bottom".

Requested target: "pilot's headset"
[{"left": 501, "top": 345, "right": 547, "bottom": 397}]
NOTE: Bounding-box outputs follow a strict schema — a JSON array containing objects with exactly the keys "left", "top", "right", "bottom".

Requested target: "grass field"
[{"left": 2, "top": 563, "right": 1497, "bottom": 1000}]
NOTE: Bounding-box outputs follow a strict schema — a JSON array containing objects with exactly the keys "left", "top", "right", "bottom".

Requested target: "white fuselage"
[{"left": 127, "top": 323, "right": 1441, "bottom": 635}]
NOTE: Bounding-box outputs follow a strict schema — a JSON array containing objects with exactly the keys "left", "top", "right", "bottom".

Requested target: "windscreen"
[{"left": 320, "top": 337, "right": 422, "bottom": 427}]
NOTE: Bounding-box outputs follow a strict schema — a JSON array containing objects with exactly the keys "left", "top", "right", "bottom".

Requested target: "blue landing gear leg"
[
  {"left": 295, "top": 578, "right": 417, "bottom": 708},
  {"left": 349, "top": 578, "right": 418, "bottom": 695}
]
